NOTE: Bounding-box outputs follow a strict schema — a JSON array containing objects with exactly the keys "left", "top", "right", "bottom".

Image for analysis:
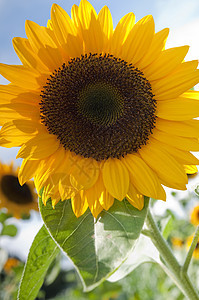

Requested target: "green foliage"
[
  {"left": 0, "top": 211, "right": 13, "bottom": 223},
  {"left": 161, "top": 215, "right": 174, "bottom": 240},
  {"left": 194, "top": 186, "right": 199, "bottom": 197},
  {"left": 2, "top": 189, "right": 199, "bottom": 299},
  {"left": 39, "top": 197, "right": 149, "bottom": 291},
  {"left": 17, "top": 225, "right": 60, "bottom": 300},
  {"left": 41, "top": 264, "right": 183, "bottom": 300},
  {"left": 0, "top": 260, "right": 24, "bottom": 300},
  {"left": 1, "top": 224, "right": 18, "bottom": 237}
]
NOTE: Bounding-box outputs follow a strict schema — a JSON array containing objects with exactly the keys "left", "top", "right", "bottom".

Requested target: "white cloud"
[
  {"left": 155, "top": 0, "right": 199, "bottom": 30},
  {"left": 165, "top": 19, "right": 199, "bottom": 61}
]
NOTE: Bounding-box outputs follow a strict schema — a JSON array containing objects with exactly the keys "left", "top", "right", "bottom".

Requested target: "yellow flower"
[
  {"left": 186, "top": 236, "right": 199, "bottom": 260},
  {"left": 184, "top": 165, "right": 198, "bottom": 175},
  {"left": 0, "top": 0, "right": 199, "bottom": 218},
  {"left": 190, "top": 205, "right": 199, "bottom": 226},
  {"left": 171, "top": 237, "right": 185, "bottom": 248},
  {"left": 3, "top": 257, "right": 20, "bottom": 274},
  {"left": 0, "top": 162, "right": 38, "bottom": 218}
]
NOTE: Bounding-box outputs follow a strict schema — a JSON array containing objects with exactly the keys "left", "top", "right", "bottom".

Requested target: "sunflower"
[
  {"left": 184, "top": 165, "right": 198, "bottom": 176},
  {"left": 186, "top": 236, "right": 199, "bottom": 260},
  {"left": 190, "top": 205, "right": 199, "bottom": 226},
  {"left": 171, "top": 237, "right": 185, "bottom": 248},
  {"left": 3, "top": 257, "right": 20, "bottom": 274},
  {"left": 0, "top": 162, "right": 38, "bottom": 218},
  {"left": 0, "top": 0, "right": 199, "bottom": 218}
]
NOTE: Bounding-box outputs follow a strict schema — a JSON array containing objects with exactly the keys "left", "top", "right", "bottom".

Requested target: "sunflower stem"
[
  {"left": 140, "top": 229, "right": 151, "bottom": 237},
  {"left": 146, "top": 205, "right": 199, "bottom": 300},
  {"left": 182, "top": 226, "right": 199, "bottom": 273}
]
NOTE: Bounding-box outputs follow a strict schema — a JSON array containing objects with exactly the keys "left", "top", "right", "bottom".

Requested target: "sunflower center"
[
  {"left": 40, "top": 53, "right": 157, "bottom": 161},
  {"left": 78, "top": 82, "right": 124, "bottom": 126},
  {"left": 1, "top": 175, "right": 33, "bottom": 204}
]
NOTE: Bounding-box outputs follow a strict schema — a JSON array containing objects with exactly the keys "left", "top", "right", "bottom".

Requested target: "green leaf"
[
  {"left": 0, "top": 211, "right": 12, "bottom": 223},
  {"left": 161, "top": 216, "right": 173, "bottom": 240},
  {"left": 1, "top": 224, "right": 17, "bottom": 236},
  {"left": 17, "top": 225, "right": 60, "bottom": 300},
  {"left": 108, "top": 234, "right": 160, "bottom": 282},
  {"left": 195, "top": 186, "right": 199, "bottom": 197},
  {"left": 39, "top": 197, "right": 148, "bottom": 291},
  {"left": 45, "top": 254, "right": 61, "bottom": 285}
]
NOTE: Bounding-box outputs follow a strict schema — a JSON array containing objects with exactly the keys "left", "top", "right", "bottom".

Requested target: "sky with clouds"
[{"left": 0, "top": 0, "right": 199, "bottom": 260}]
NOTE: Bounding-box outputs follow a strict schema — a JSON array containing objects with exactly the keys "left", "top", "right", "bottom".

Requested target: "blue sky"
[{"left": 0, "top": 0, "right": 199, "bottom": 163}]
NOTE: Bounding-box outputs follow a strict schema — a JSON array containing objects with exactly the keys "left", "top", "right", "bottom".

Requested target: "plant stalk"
[{"left": 145, "top": 206, "right": 199, "bottom": 300}]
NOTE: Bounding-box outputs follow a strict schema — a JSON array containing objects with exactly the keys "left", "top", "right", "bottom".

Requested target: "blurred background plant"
[{"left": 1, "top": 176, "right": 199, "bottom": 300}]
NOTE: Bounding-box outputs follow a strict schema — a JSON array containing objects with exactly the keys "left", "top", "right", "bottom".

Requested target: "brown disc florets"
[
  {"left": 40, "top": 53, "right": 157, "bottom": 161},
  {"left": 1, "top": 175, "right": 33, "bottom": 204}
]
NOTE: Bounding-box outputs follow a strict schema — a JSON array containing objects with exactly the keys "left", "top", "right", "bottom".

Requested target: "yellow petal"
[
  {"left": 59, "top": 181, "right": 76, "bottom": 200},
  {"left": 153, "top": 129, "right": 199, "bottom": 151},
  {"left": 85, "top": 173, "right": 114, "bottom": 211},
  {"left": 0, "top": 84, "right": 40, "bottom": 105},
  {"left": 0, "top": 64, "right": 42, "bottom": 90},
  {"left": 71, "top": 192, "right": 88, "bottom": 218},
  {"left": 157, "top": 97, "right": 199, "bottom": 120},
  {"left": 138, "top": 28, "right": 169, "bottom": 70},
  {"left": 84, "top": 180, "right": 105, "bottom": 218},
  {"left": 25, "top": 20, "right": 63, "bottom": 71},
  {"left": 110, "top": 12, "right": 135, "bottom": 55},
  {"left": 144, "top": 46, "right": 189, "bottom": 81},
  {"left": 139, "top": 140, "right": 188, "bottom": 190},
  {"left": 0, "top": 103, "right": 39, "bottom": 123},
  {"left": 98, "top": 6, "right": 113, "bottom": 40},
  {"left": 102, "top": 158, "right": 129, "bottom": 201},
  {"left": 183, "top": 90, "right": 199, "bottom": 99},
  {"left": 184, "top": 165, "right": 197, "bottom": 175},
  {"left": 153, "top": 61, "right": 199, "bottom": 100},
  {"left": 18, "top": 158, "right": 41, "bottom": 185},
  {"left": 126, "top": 183, "right": 144, "bottom": 210},
  {"left": 99, "top": 191, "right": 114, "bottom": 211},
  {"left": 16, "top": 133, "right": 60, "bottom": 159},
  {"left": 70, "top": 156, "right": 100, "bottom": 190},
  {"left": 36, "top": 147, "right": 67, "bottom": 189},
  {"left": 0, "top": 120, "right": 44, "bottom": 145},
  {"left": 123, "top": 154, "right": 166, "bottom": 200},
  {"left": 51, "top": 193, "right": 61, "bottom": 208},
  {"left": 59, "top": 169, "right": 76, "bottom": 200},
  {"left": 78, "top": 0, "right": 97, "bottom": 29},
  {"left": 42, "top": 184, "right": 55, "bottom": 206},
  {"left": 65, "top": 34, "right": 83, "bottom": 58},
  {"left": 122, "top": 15, "right": 155, "bottom": 64},
  {"left": 51, "top": 3, "right": 77, "bottom": 47},
  {"left": 71, "top": 4, "right": 79, "bottom": 29},
  {"left": 149, "top": 137, "right": 199, "bottom": 165},
  {"left": 47, "top": 20, "right": 53, "bottom": 30},
  {"left": 82, "top": 12, "right": 104, "bottom": 54},
  {"left": 156, "top": 118, "right": 199, "bottom": 137},
  {"left": 12, "top": 37, "right": 50, "bottom": 73},
  {"left": 0, "top": 138, "right": 15, "bottom": 148}
]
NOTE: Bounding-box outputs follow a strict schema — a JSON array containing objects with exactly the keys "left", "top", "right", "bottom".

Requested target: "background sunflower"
[
  {"left": 190, "top": 205, "right": 199, "bottom": 226},
  {"left": 0, "top": 162, "right": 38, "bottom": 218},
  {"left": 186, "top": 235, "right": 199, "bottom": 260}
]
